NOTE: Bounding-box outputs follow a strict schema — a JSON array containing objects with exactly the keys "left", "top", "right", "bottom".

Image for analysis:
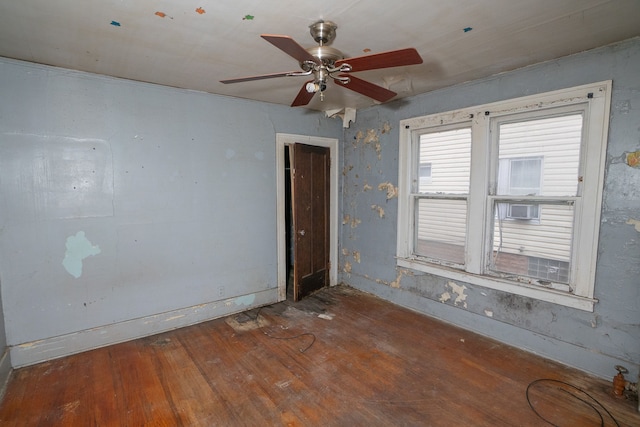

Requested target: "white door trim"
[{"left": 276, "top": 133, "right": 339, "bottom": 301}]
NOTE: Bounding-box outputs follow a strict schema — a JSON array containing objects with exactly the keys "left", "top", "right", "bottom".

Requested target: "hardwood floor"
[{"left": 1, "top": 285, "right": 638, "bottom": 426}]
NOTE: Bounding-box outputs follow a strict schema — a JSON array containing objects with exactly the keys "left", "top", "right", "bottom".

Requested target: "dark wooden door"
[{"left": 291, "top": 143, "right": 330, "bottom": 301}]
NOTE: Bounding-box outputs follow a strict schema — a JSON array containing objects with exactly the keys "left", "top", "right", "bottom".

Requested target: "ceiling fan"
[{"left": 220, "top": 20, "right": 423, "bottom": 107}]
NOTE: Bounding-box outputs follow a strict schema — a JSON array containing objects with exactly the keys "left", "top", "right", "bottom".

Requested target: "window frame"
[{"left": 397, "top": 81, "right": 612, "bottom": 311}]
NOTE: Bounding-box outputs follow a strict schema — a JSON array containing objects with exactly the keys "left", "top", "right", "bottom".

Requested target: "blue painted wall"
[
  {"left": 0, "top": 58, "right": 341, "bottom": 365},
  {"left": 339, "top": 38, "right": 640, "bottom": 380},
  {"left": 0, "top": 38, "right": 637, "bottom": 381}
]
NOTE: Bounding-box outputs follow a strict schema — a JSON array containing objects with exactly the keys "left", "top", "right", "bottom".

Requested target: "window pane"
[
  {"left": 415, "top": 198, "right": 467, "bottom": 265},
  {"left": 498, "top": 114, "right": 582, "bottom": 197},
  {"left": 418, "top": 128, "right": 471, "bottom": 194},
  {"left": 419, "top": 163, "right": 432, "bottom": 186},
  {"left": 509, "top": 158, "right": 542, "bottom": 195},
  {"left": 491, "top": 202, "right": 574, "bottom": 284}
]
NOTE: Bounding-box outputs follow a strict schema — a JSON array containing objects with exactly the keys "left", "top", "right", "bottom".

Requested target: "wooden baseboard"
[{"left": 10, "top": 289, "right": 277, "bottom": 368}]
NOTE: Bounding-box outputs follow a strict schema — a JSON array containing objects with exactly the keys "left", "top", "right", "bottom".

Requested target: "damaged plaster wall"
[
  {"left": 0, "top": 57, "right": 342, "bottom": 366},
  {"left": 339, "top": 37, "right": 640, "bottom": 380}
]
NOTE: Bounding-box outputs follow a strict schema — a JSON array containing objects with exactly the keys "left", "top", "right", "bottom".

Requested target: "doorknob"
[{"left": 298, "top": 230, "right": 306, "bottom": 236}]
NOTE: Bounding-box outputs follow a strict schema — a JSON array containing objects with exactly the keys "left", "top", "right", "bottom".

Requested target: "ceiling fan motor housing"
[
  {"left": 309, "top": 20, "right": 338, "bottom": 45},
  {"left": 302, "top": 46, "right": 344, "bottom": 71}
]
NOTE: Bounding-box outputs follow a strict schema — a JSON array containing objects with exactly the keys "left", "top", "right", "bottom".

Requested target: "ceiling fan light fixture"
[
  {"left": 220, "top": 19, "right": 423, "bottom": 108},
  {"left": 306, "top": 82, "right": 320, "bottom": 93}
]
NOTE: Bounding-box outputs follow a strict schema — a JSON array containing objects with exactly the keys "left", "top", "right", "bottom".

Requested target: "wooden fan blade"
[
  {"left": 261, "top": 35, "right": 320, "bottom": 65},
  {"left": 336, "top": 48, "right": 422, "bottom": 72},
  {"left": 291, "top": 81, "right": 316, "bottom": 107},
  {"left": 339, "top": 74, "right": 397, "bottom": 103},
  {"left": 220, "top": 71, "right": 301, "bottom": 84}
]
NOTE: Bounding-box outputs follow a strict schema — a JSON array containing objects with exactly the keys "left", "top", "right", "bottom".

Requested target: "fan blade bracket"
[
  {"left": 328, "top": 63, "right": 352, "bottom": 73},
  {"left": 332, "top": 74, "right": 351, "bottom": 84}
]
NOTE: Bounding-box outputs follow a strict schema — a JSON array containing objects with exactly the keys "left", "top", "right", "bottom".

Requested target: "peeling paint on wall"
[
  {"left": 390, "top": 271, "right": 403, "bottom": 288},
  {"left": 62, "top": 231, "right": 101, "bottom": 278},
  {"left": 363, "top": 129, "right": 377, "bottom": 144},
  {"left": 484, "top": 309, "right": 494, "bottom": 318},
  {"left": 378, "top": 182, "right": 398, "bottom": 200},
  {"left": 374, "top": 142, "right": 382, "bottom": 160},
  {"left": 626, "top": 218, "right": 640, "bottom": 232},
  {"left": 440, "top": 281, "right": 468, "bottom": 309},
  {"left": 343, "top": 261, "right": 352, "bottom": 274},
  {"left": 353, "top": 251, "right": 361, "bottom": 263},
  {"left": 352, "top": 128, "right": 385, "bottom": 159},
  {"left": 342, "top": 215, "right": 361, "bottom": 228},
  {"left": 371, "top": 205, "right": 385, "bottom": 218},
  {"left": 439, "top": 291, "right": 451, "bottom": 303},
  {"left": 626, "top": 151, "right": 640, "bottom": 168},
  {"left": 363, "top": 182, "right": 373, "bottom": 191}
]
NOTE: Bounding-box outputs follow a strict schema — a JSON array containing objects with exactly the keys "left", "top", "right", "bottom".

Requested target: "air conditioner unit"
[{"left": 508, "top": 204, "right": 539, "bottom": 220}]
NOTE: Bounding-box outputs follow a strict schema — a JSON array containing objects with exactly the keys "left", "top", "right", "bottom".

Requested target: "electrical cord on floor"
[
  {"left": 526, "top": 379, "right": 620, "bottom": 427},
  {"left": 250, "top": 306, "right": 317, "bottom": 353},
  {"left": 262, "top": 330, "right": 316, "bottom": 353}
]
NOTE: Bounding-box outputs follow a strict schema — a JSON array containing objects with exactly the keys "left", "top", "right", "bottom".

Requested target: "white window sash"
[{"left": 397, "top": 81, "right": 612, "bottom": 311}]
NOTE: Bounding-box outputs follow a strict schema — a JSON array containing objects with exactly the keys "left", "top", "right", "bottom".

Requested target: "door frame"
[{"left": 276, "top": 133, "right": 339, "bottom": 302}]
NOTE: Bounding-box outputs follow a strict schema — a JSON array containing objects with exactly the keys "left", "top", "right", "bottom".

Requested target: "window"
[
  {"left": 418, "top": 163, "right": 432, "bottom": 186},
  {"left": 397, "top": 82, "right": 611, "bottom": 311},
  {"left": 498, "top": 157, "right": 543, "bottom": 221}
]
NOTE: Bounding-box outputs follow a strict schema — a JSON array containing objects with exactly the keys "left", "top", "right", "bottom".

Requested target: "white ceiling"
[{"left": 0, "top": 0, "right": 638, "bottom": 112}]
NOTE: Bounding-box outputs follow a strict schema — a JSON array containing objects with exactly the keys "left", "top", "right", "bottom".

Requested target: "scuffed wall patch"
[
  {"left": 626, "top": 218, "right": 640, "bottom": 232},
  {"left": 343, "top": 261, "right": 352, "bottom": 274},
  {"left": 626, "top": 151, "right": 640, "bottom": 168},
  {"left": 611, "top": 150, "right": 640, "bottom": 167},
  {"left": 374, "top": 269, "right": 412, "bottom": 288},
  {"left": 440, "top": 281, "right": 468, "bottom": 309},
  {"left": 62, "top": 231, "right": 101, "bottom": 278},
  {"left": 235, "top": 294, "right": 256, "bottom": 306}
]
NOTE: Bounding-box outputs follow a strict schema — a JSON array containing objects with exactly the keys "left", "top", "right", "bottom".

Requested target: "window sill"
[{"left": 397, "top": 257, "right": 596, "bottom": 312}]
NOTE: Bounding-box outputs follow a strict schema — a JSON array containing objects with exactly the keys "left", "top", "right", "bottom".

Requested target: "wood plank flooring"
[{"left": 1, "top": 285, "right": 638, "bottom": 426}]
